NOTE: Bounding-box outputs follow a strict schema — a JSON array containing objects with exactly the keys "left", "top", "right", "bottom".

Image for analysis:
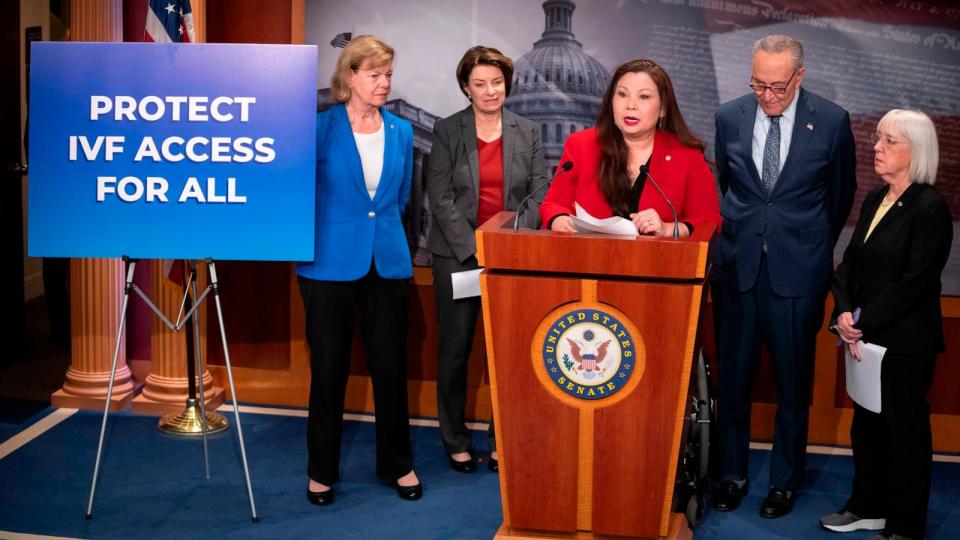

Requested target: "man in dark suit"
[{"left": 710, "top": 34, "right": 857, "bottom": 518}]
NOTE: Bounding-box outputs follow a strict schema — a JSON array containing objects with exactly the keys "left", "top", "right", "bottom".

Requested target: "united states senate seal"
[{"left": 541, "top": 308, "right": 636, "bottom": 400}]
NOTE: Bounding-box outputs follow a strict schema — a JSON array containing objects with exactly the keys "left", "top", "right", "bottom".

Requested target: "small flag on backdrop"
[{"left": 330, "top": 32, "right": 352, "bottom": 48}]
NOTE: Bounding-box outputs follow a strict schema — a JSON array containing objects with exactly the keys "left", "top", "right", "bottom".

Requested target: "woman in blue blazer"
[{"left": 297, "top": 35, "right": 421, "bottom": 505}]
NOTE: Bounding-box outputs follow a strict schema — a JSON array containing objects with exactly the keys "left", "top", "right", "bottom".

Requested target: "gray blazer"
[{"left": 426, "top": 106, "right": 548, "bottom": 262}]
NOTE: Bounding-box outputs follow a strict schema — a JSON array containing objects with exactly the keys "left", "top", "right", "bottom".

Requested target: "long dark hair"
[{"left": 595, "top": 59, "right": 703, "bottom": 217}]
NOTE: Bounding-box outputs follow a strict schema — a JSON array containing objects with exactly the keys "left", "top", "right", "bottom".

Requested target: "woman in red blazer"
[{"left": 540, "top": 59, "right": 720, "bottom": 235}]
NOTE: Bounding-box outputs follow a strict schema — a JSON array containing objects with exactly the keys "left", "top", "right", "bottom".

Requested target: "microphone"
[
  {"left": 513, "top": 160, "right": 573, "bottom": 231},
  {"left": 644, "top": 171, "right": 680, "bottom": 239}
]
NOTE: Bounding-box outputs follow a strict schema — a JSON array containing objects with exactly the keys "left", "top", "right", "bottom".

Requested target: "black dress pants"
[
  {"left": 845, "top": 351, "right": 936, "bottom": 539},
  {"left": 432, "top": 254, "right": 495, "bottom": 454},
  {"left": 298, "top": 269, "right": 413, "bottom": 485}
]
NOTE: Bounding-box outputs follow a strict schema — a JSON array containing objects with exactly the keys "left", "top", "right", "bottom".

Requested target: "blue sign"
[{"left": 28, "top": 42, "right": 318, "bottom": 261}]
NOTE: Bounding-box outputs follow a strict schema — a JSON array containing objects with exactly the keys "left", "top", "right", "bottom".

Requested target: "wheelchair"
[{"left": 673, "top": 349, "right": 715, "bottom": 528}]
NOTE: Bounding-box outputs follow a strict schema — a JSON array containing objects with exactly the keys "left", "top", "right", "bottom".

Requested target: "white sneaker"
[{"left": 819, "top": 510, "right": 886, "bottom": 532}]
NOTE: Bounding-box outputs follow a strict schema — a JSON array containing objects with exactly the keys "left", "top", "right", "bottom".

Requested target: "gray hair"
[
  {"left": 877, "top": 109, "right": 939, "bottom": 185},
  {"left": 753, "top": 35, "right": 804, "bottom": 70}
]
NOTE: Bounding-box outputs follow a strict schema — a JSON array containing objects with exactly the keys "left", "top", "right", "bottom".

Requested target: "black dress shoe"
[
  {"left": 448, "top": 455, "right": 477, "bottom": 474},
  {"left": 760, "top": 489, "right": 795, "bottom": 518},
  {"left": 395, "top": 481, "right": 422, "bottom": 501},
  {"left": 487, "top": 456, "right": 498, "bottom": 472},
  {"left": 306, "top": 487, "right": 334, "bottom": 506},
  {"left": 712, "top": 480, "right": 748, "bottom": 512}
]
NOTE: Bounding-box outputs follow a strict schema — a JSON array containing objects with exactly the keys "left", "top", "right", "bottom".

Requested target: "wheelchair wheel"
[
  {"left": 674, "top": 350, "right": 713, "bottom": 528},
  {"left": 685, "top": 489, "right": 705, "bottom": 529},
  {"left": 694, "top": 350, "right": 713, "bottom": 483}
]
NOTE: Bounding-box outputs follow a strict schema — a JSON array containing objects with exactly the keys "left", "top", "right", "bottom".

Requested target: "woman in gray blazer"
[{"left": 426, "top": 46, "right": 548, "bottom": 473}]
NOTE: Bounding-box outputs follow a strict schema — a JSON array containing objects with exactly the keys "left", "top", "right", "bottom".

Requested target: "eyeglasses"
[
  {"left": 748, "top": 69, "right": 798, "bottom": 95},
  {"left": 870, "top": 132, "right": 908, "bottom": 147}
]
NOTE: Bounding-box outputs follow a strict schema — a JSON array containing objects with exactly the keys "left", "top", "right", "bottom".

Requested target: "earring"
[{"left": 657, "top": 116, "right": 663, "bottom": 130}]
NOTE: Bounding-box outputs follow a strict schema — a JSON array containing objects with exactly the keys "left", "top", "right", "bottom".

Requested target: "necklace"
[{"left": 882, "top": 183, "right": 908, "bottom": 208}]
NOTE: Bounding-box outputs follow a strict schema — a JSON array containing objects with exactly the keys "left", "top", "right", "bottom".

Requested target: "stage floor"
[{"left": 1, "top": 404, "right": 958, "bottom": 539}]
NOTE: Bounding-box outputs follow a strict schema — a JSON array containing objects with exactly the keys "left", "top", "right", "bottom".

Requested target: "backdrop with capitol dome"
[
  {"left": 307, "top": 0, "right": 960, "bottom": 294},
  {"left": 112, "top": 0, "right": 960, "bottom": 453}
]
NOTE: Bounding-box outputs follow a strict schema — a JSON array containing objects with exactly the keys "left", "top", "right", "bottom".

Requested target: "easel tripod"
[{"left": 84, "top": 257, "right": 258, "bottom": 522}]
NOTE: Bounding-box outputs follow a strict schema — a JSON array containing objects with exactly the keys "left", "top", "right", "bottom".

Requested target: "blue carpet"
[
  {"left": 0, "top": 407, "right": 958, "bottom": 539},
  {"left": 0, "top": 398, "right": 50, "bottom": 441},
  {"left": 696, "top": 451, "right": 960, "bottom": 539}
]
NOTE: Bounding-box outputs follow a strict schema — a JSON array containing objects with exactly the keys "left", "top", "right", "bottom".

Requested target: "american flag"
[
  {"left": 146, "top": 0, "right": 195, "bottom": 285},
  {"left": 330, "top": 32, "right": 352, "bottom": 48},
  {"left": 162, "top": 259, "right": 186, "bottom": 286},
  {"left": 144, "top": 0, "right": 196, "bottom": 43}
]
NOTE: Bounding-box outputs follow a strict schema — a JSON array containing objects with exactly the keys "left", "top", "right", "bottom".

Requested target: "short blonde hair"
[
  {"left": 877, "top": 109, "right": 940, "bottom": 185},
  {"left": 330, "top": 35, "right": 394, "bottom": 103}
]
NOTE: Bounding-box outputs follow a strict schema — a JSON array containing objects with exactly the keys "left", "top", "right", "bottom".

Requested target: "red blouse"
[
  {"left": 477, "top": 137, "right": 504, "bottom": 227},
  {"left": 540, "top": 128, "right": 721, "bottom": 232}
]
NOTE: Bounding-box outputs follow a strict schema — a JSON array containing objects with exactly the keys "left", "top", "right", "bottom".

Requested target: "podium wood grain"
[{"left": 480, "top": 212, "right": 712, "bottom": 538}]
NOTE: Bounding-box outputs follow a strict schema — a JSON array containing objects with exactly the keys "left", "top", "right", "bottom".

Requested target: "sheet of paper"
[
  {"left": 451, "top": 268, "right": 483, "bottom": 300},
  {"left": 844, "top": 341, "right": 886, "bottom": 413},
  {"left": 572, "top": 203, "right": 639, "bottom": 237}
]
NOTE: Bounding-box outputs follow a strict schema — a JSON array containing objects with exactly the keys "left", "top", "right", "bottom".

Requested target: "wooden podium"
[{"left": 478, "top": 212, "right": 715, "bottom": 539}]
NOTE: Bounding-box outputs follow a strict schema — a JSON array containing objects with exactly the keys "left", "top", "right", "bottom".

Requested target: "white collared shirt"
[{"left": 751, "top": 90, "right": 799, "bottom": 176}]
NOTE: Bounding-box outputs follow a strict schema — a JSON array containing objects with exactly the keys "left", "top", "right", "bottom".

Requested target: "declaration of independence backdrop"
[{"left": 307, "top": 0, "right": 960, "bottom": 293}]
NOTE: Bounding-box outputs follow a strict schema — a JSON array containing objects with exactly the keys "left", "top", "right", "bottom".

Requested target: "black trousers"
[
  {"left": 715, "top": 256, "right": 822, "bottom": 491},
  {"left": 432, "top": 254, "right": 495, "bottom": 454},
  {"left": 298, "top": 270, "right": 413, "bottom": 485},
  {"left": 845, "top": 351, "right": 936, "bottom": 539}
]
